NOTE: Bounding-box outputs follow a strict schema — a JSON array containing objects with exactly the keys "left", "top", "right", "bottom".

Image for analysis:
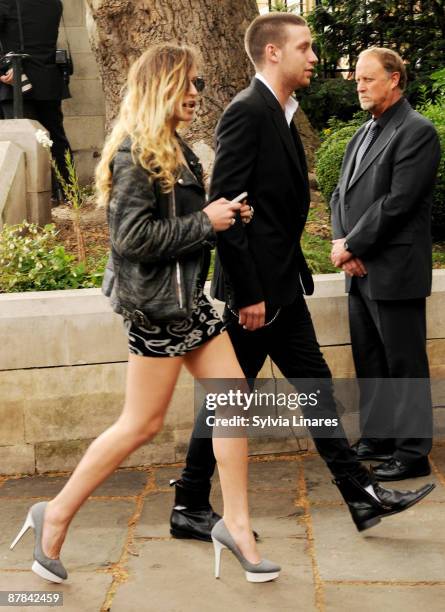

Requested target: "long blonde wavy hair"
[{"left": 95, "top": 43, "right": 198, "bottom": 207}]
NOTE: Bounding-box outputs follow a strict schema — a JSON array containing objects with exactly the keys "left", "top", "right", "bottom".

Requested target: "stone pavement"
[{"left": 1, "top": 448, "right": 445, "bottom": 612}]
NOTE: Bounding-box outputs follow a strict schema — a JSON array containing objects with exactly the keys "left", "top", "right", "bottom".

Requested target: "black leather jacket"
[{"left": 102, "top": 136, "right": 216, "bottom": 326}]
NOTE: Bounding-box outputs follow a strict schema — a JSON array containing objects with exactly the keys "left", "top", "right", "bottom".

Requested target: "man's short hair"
[
  {"left": 358, "top": 47, "right": 407, "bottom": 91},
  {"left": 245, "top": 13, "right": 307, "bottom": 68}
]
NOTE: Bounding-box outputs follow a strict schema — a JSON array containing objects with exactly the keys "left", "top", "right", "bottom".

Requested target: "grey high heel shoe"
[
  {"left": 211, "top": 519, "right": 280, "bottom": 583},
  {"left": 10, "top": 501, "right": 68, "bottom": 583}
]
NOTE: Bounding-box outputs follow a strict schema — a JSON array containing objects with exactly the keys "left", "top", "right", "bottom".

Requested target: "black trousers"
[
  {"left": 349, "top": 279, "right": 432, "bottom": 462},
  {"left": 1, "top": 99, "right": 72, "bottom": 194},
  {"left": 181, "top": 294, "right": 370, "bottom": 490}
]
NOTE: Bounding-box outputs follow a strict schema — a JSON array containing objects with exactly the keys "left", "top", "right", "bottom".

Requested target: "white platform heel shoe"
[
  {"left": 10, "top": 501, "right": 68, "bottom": 583},
  {"left": 211, "top": 519, "right": 280, "bottom": 583}
]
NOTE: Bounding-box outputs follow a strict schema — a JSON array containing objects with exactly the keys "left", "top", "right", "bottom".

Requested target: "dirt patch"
[
  {"left": 51, "top": 198, "right": 109, "bottom": 260},
  {"left": 51, "top": 189, "right": 330, "bottom": 260}
]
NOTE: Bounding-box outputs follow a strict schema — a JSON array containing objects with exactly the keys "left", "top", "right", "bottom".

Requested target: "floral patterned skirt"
[{"left": 123, "top": 291, "right": 226, "bottom": 358}]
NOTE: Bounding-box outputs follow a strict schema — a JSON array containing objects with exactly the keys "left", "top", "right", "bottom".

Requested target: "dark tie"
[{"left": 349, "top": 121, "right": 379, "bottom": 184}]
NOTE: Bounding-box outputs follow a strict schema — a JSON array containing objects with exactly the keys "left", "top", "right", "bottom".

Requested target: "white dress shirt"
[{"left": 255, "top": 72, "right": 299, "bottom": 126}]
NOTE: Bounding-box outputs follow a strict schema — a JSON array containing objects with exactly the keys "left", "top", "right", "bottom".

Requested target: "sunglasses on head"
[{"left": 191, "top": 76, "right": 205, "bottom": 92}]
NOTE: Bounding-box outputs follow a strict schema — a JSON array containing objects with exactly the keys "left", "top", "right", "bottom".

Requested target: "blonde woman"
[{"left": 10, "top": 44, "right": 280, "bottom": 584}]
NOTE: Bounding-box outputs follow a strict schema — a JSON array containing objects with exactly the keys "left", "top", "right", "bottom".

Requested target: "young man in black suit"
[
  {"left": 330, "top": 48, "right": 441, "bottom": 480},
  {"left": 0, "top": 0, "right": 72, "bottom": 195},
  {"left": 170, "top": 13, "right": 434, "bottom": 540}
]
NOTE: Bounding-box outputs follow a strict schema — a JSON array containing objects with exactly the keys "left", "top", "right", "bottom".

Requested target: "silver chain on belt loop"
[{"left": 227, "top": 306, "right": 281, "bottom": 328}]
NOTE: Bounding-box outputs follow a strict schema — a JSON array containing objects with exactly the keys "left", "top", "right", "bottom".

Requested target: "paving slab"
[
  {"left": 91, "top": 469, "right": 149, "bottom": 497},
  {"left": 134, "top": 491, "right": 172, "bottom": 539},
  {"left": 0, "top": 469, "right": 148, "bottom": 499},
  {"left": 135, "top": 485, "right": 305, "bottom": 541},
  {"left": 431, "top": 445, "right": 445, "bottom": 475},
  {"left": 324, "top": 584, "right": 445, "bottom": 612},
  {"left": 0, "top": 571, "right": 112, "bottom": 612},
  {"left": 303, "top": 456, "right": 343, "bottom": 504},
  {"left": 111, "top": 538, "right": 315, "bottom": 612},
  {"left": 0, "top": 474, "right": 69, "bottom": 498},
  {"left": 246, "top": 489, "right": 305, "bottom": 539},
  {"left": 246, "top": 459, "right": 300, "bottom": 491},
  {"left": 1, "top": 499, "right": 134, "bottom": 571},
  {"left": 310, "top": 504, "right": 445, "bottom": 582}
]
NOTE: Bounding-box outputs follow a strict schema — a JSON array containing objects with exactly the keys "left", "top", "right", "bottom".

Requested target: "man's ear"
[
  {"left": 391, "top": 71, "right": 401, "bottom": 89},
  {"left": 264, "top": 43, "right": 280, "bottom": 64}
]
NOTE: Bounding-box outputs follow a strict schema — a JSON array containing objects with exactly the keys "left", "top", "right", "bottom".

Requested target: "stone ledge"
[
  {"left": 0, "top": 142, "right": 26, "bottom": 229},
  {"left": 1, "top": 272, "right": 444, "bottom": 474},
  {"left": 1, "top": 272, "right": 444, "bottom": 371}
]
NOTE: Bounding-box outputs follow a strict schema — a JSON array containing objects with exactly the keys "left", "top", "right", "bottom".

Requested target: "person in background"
[
  {"left": 0, "top": 0, "right": 72, "bottom": 201},
  {"left": 330, "top": 47, "right": 441, "bottom": 480}
]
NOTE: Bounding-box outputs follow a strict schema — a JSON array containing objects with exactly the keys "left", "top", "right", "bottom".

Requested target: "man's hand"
[
  {"left": 331, "top": 238, "right": 353, "bottom": 267},
  {"left": 342, "top": 257, "right": 367, "bottom": 277},
  {"left": 0, "top": 68, "right": 13, "bottom": 85},
  {"left": 238, "top": 301, "right": 266, "bottom": 331}
]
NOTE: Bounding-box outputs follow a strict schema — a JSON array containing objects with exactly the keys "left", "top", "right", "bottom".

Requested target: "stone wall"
[
  {"left": 59, "top": 0, "right": 105, "bottom": 184},
  {"left": 0, "top": 141, "right": 26, "bottom": 228},
  {"left": 1, "top": 272, "right": 445, "bottom": 476},
  {"left": 0, "top": 120, "right": 52, "bottom": 226}
]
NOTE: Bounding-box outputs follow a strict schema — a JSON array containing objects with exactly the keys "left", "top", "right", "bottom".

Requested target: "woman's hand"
[
  {"left": 240, "top": 202, "right": 254, "bottom": 225},
  {"left": 203, "top": 198, "right": 242, "bottom": 232}
]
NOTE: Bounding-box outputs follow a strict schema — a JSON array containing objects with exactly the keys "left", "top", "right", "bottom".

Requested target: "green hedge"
[
  {"left": 315, "top": 114, "right": 445, "bottom": 240},
  {"left": 315, "top": 125, "right": 357, "bottom": 205},
  {"left": 299, "top": 78, "right": 360, "bottom": 131},
  {"left": 432, "top": 125, "right": 445, "bottom": 238}
]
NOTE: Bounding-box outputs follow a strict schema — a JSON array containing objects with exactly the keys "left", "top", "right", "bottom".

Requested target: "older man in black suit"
[
  {"left": 170, "top": 14, "right": 434, "bottom": 541},
  {"left": 330, "top": 48, "right": 441, "bottom": 481},
  {"left": 0, "top": 0, "right": 72, "bottom": 195}
]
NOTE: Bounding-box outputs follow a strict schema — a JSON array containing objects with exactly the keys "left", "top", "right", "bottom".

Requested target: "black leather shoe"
[
  {"left": 333, "top": 474, "right": 435, "bottom": 532},
  {"left": 169, "top": 480, "right": 221, "bottom": 542},
  {"left": 350, "top": 439, "right": 393, "bottom": 462},
  {"left": 372, "top": 457, "right": 431, "bottom": 481}
]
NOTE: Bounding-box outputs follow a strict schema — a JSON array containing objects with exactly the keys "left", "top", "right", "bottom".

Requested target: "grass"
[
  {"left": 301, "top": 231, "right": 337, "bottom": 274},
  {"left": 433, "top": 242, "right": 445, "bottom": 268}
]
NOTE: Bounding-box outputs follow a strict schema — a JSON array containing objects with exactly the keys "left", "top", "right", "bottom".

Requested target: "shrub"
[
  {"left": 315, "top": 124, "right": 358, "bottom": 204},
  {"left": 421, "top": 101, "right": 445, "bottom": 127},
  {"left": 432, "top": 125, "right": 445, "bottom": 239},
  {"left": 299, "top": 77, "right": 360, "bottom": 131},
  {"left": 0, "top": 223, "right": 103, "bottom": 293}
]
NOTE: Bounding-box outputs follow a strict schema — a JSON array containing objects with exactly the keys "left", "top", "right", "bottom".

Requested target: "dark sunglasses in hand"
[{"left": 191, "top": 76, "right": 205, "bottom": 92}]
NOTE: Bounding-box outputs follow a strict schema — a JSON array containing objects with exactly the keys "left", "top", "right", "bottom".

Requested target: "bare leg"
[
  {"left": 42, "top": 354, "right": 183, "bottom": 558},
  {"left": 184, "top": 332, "right": 260, "bottom": 563}
]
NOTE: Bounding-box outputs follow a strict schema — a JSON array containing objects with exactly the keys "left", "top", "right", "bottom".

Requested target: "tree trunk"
[{"left": 85, "top": 0, "right": 319, "bottom": 169}]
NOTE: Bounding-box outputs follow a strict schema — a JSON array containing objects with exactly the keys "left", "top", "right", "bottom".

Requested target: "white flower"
[{"left": 35, "top": 129, "right": 53, "bottom": 150}]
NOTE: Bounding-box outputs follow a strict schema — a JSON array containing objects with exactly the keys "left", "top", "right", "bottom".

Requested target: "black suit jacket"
[
  {"left": 0, "top": 0, "right": 64, "bottom": 101},
  {"left": 330, "top": 98, "right": 441, "bottom": 300},
  {"left": 210, "top": 77, "right": 314, "bottom": 309}
]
